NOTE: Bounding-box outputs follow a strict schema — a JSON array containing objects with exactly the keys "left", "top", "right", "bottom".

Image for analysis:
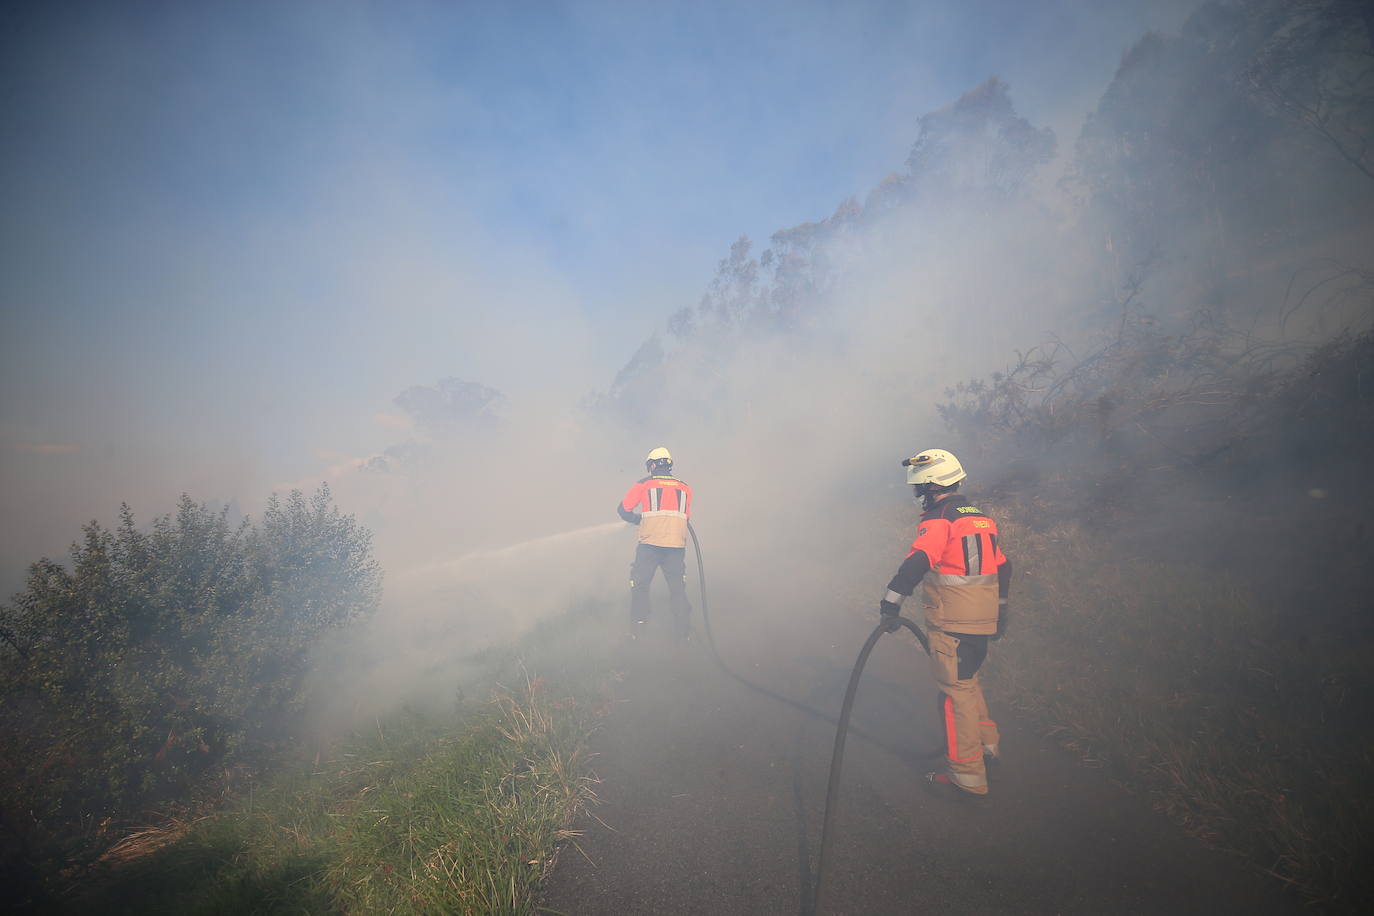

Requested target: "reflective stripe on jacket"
[
  {"left": 908, "top": 495, "right": 1006, "bottom": 635},
  {"left": 619, "top": 475, "right": 692, "bottom": 547}
]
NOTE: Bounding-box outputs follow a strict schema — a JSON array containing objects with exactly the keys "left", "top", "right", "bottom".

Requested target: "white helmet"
[
  {"left": 902, "top": 448, "right": 966, "bottom": 487},
  {"left": 645, "top": 446, "right": 673, "bottom": 473}
]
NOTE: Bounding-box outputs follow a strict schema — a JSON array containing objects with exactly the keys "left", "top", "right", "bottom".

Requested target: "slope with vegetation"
[{"left": 943, "top": 317, "right": 1373, "bottom": 906}]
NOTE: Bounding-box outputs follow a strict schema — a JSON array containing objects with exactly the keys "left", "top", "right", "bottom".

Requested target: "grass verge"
[{"left": 63, "top": 603, "right": 617, "bottom": 915}]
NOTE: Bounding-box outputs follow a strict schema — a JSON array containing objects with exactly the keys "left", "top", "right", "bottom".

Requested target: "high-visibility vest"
[
  {"left": 907, "top": 495, "right": 1006, "bottom": 635},
  {"left": 620, "top": 475, "right": 692, "bottom": 548}
]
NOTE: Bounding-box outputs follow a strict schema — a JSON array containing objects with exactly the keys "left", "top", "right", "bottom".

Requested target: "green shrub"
[{"left": 0, "top": 485, "right": 380, "bottom": 896}]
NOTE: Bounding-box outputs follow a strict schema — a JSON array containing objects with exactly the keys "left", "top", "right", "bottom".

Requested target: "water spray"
[
  {"left": 399, "top": 521, "right": 624, "bottom": 581},
  {"left": 377, "top": 520, "right": 626, "bottom": 665}
]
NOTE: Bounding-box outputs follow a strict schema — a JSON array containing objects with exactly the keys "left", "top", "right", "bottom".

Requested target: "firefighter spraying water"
[
  {"left": 388, "top": 444, "right": 1008, "bottom": 914},
  {"left": 617, "top": 447, "right": 694, "bottom": 641}
]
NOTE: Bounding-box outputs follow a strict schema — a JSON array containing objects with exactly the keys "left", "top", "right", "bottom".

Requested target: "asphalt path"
[{"left": 541, "top": 599, "right": 1298, "bottom": 916}]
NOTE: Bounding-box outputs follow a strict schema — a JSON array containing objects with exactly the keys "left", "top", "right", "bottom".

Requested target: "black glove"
[
  {"left": 993, "top": 601, "right": 1010, "bottom": 640},
  {"left": 879, "top": 599, "right": 902, "bottom": 632}
]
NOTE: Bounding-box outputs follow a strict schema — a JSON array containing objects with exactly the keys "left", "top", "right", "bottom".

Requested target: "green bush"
[{"left": 0, "top": 485, "right": 380, "bottom": 893}]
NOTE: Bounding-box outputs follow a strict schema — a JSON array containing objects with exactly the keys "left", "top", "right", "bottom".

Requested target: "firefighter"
[
  {"left": 618, "top": 447, "right": 693, "bottom": 640},
  {"left": 879, "top": 448, "right": 1012, "bottom": 799}
]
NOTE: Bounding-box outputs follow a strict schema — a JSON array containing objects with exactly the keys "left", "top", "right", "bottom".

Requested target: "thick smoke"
[
  {"left": 6, "top": 1, "right": 1369, "bottom": 733},
  {"left": 309, "top": 2, "right": 1374, "bottom": 722},
  {"left": 309, "top": 92, "right": 1078, "bottom": 710}
]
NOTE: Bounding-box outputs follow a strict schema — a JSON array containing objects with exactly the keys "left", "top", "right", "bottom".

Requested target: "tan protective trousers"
[{"left": 927, "top": 628, "right": 999, "bottom": 795}]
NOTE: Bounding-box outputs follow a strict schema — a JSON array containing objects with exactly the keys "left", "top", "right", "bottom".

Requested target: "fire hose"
[
  {"left": 812, "top": 615, "right": 927, "bottom": 915},
  {"left": 687, "top": 522, "right": 930, "bottom": 915}
]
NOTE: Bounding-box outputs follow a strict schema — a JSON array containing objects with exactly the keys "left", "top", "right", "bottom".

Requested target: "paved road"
[{"left": 542, "top": 597, "right": 1297, "bottom": 916}]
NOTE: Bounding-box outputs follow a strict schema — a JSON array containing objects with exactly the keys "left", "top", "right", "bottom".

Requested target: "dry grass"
[
  {"left": 91, "top": 816, "right": 206, "bottom": 867},
  {"left": 989, "top": 510, "right": 1373, "bottom": 909}
]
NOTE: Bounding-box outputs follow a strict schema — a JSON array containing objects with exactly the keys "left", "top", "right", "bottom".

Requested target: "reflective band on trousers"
[
  {"left": 641, "top": 509, "right": 687, "bottom": 518},
  {"left": 929, "top": 572, "right": 998, "bottom": 587},
  {"left": 949, "top": 770, "right": 987, "bottom": 788}
]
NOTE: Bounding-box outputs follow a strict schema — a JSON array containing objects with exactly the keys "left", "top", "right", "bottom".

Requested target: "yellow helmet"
[
  {"left": 645, "top": 447, "right": 672, "bottom": 463},
  {"left": 901, "top": 448, "right": 966, "bottom": 486}
]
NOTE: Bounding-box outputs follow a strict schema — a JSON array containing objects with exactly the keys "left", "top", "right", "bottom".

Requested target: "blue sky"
[{"left": 0, "top": 0, "right": 1197, "bottom": 590}]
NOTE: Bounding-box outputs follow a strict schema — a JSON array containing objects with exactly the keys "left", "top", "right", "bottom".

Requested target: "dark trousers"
[{"left": 630, "top": 544, "right": 691, "bottom": 633}]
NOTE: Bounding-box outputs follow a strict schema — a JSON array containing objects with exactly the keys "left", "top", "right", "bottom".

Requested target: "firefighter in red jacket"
[
  {"left": 879, "top": 448, "right": 1012, "bottom": 799},
  {"left": 618, "top": 447, "right": 693, "bottom": 640}
]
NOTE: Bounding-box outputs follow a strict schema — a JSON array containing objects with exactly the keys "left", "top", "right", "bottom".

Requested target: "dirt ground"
[{"left": 541, "top": 593, "right": 1298, "bottom": 916}]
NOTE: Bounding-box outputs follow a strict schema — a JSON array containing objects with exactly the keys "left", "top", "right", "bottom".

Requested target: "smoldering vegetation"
[{"left": 2, "top": 0, "right": 1372, "bottom": 909}]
